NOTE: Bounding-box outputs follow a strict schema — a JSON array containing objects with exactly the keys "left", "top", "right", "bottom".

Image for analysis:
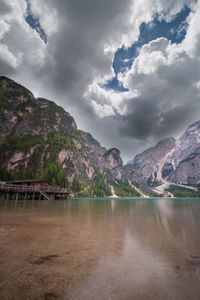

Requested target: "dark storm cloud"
[
  {"left": 37, "top": 0, "right": 133, "bottom": 98},
  {"left": 120, "top": 98, "right": 199, "bottom": 141},
  {"left": 120, "top": 97, "right": 159, "bottom": 139},
  {"left": 0, "top": 0, "right": 13, "bottom": 16},
  {"left": 0, "top": 56, "right": 16, "bottom": 75},
  {"left": 155, "top": 104, "right": 198, "bottom": 136}
]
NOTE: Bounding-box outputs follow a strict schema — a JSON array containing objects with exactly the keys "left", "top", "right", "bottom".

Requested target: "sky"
[{"left": 0, "top": 0, "right": 200, "bottom": 162}]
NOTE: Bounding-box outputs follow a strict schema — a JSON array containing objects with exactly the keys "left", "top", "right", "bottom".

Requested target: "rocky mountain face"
[
  {"left": 0, "top": 76, "right": 147, "bottom": 196},
  {"left": 166, "top": 121, "right": 200, "bottom": 186},
  {"left": 132, "top": 137, "right": 176, "bottom": 185},
  {"left": 132, "top": 121, "right": 200, "bottom": 187}
]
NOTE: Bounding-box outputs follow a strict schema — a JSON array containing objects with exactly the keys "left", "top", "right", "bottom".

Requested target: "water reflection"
[
  {"left": 66, "top": 231, "right": 172, "bottom": 300},
  {"left": 156, "top": 199, "right": 174, "bottom": 235},
  {"left": 0, "top": 198, "right": 200, "bottom": 300}
]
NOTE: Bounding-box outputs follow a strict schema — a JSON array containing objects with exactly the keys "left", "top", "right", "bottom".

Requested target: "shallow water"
[{"left": 0, "top": 198, "right": 200, "bottom": 300}]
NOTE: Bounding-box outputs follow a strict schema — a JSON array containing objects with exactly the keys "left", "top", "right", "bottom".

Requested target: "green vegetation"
[
  {"left": 44, "top": 103, "right": 64, "bottom": 121},
  {"left": 0, "top": 168, "right": 12, "bottom": 181},
  {"left": 0, "top": 161, "right": 68, "bottom": 188},
  {"left": 91, "top": 173, "right": 111, "bottom": 197},
  {"left": 166, "top": 185, "right": 199, "bottom": 197},
  {"left": 47, "top": 131, "right": 80, "bottom": 161},
  {"left": 71, "top": 175, "right": 86, "bottom": 193},
  {"left": 146, "top": 190, "right": 163, "bottom": 197},
  {"left": 30, "top": 98, "right": 65, "bottom": 125},
  {"left": 41, "top": 162, "right": 67, "bottom": 187},
  {"left": 48, "top": 133, "right": 73, "bottom": 160},
  {"left": 0, "top": 134, "right": 44, "bottom": 182},
  {"left": 113, "top": 181, "right": 140, "bottom": 197},
  {"left": 0, "top": 134, "right": 42, "bottom": 152},
  {"left": 16, "top": 98, "right": 36, "bottom": 113},
  {"left": 76, "top": 173, "right": 111, "bottom": 197},
  {"left": 0, "top": 91, "right": 6, "bottom": 110},
  {"left": 14, "top": 168, "right": 37, "bottom": 180},
  {"left": 0, "top": 166, "right": 38, "bottom": 182}
]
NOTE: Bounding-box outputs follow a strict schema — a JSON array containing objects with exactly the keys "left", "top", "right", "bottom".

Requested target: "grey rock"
[
  {"left": 132, "top": 137, "right": 176, "bottom": 185},
  {"left": 131, "top": 120, "right": 200, "bottom": 187}
]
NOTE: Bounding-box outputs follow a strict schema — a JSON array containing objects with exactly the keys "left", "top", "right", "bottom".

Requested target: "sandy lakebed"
[{"left": 0, "top": 198, "right": 200, "bottom": 300}]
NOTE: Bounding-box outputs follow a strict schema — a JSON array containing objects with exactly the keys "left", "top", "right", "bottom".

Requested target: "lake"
[{"left": 0, "top": 198, "right": 200, "bottom": 300}]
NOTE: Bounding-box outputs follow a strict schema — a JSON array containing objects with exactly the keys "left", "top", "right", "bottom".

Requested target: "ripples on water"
[{"left": 0, "top": 198, "right": 200, "bottom": 300}]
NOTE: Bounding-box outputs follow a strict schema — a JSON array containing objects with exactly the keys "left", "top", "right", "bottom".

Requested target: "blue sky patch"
[
  {"left": 105, "top": 6, "right": 190, "bottom": 92},
  {"left": 25, "top": 0, "right": 48, "bottom": 44}
]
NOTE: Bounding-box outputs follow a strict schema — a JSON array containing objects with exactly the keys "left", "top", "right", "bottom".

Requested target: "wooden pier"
[{"left": 0, "top": 179, "right": 69, "bottom": 200}]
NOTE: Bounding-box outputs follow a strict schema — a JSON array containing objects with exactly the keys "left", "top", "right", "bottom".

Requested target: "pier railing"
[{"left": 0, "top": 184, "right": 68, "bottom": 194}]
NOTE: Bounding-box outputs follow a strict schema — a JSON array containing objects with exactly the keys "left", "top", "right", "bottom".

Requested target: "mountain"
[
  {"left": 132, "top": 121, "right": 200, "bottom": 188},
  {"left": 165, "top": 121, "right": 200, "bottom": 186},
  {"left": 0, "top": 76, "right": 148, "bottom": 196},
  {"left": 132, "top": 137, "right": 176, "bottom": 185}
]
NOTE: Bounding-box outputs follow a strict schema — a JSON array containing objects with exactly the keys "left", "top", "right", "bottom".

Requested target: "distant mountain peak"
[{"left": 132, "top": 120, "right": 200, "bottom": 187}]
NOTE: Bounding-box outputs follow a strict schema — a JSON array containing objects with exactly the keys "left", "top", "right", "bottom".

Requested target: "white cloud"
[
  {"left": 133, "top": 38, "right": 169, "bottom": 75},
  {"left": 85, "top": 82, "right": 133, "bottom": 116},
  {"left": 0, "top": 20, "right": 10, "bottom": 39},
  {"left": 0, "top": 44, "right": 18, "bottom": 69},
  {"left": 91, "top": 101, "right": 115, "bottom": 118},
  {"left": 182, "top": 1, "right": 200, "bottom": 58}
]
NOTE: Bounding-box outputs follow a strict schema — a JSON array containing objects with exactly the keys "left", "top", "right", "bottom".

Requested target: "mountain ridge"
[
  {"left": 0, "top": 76, "right": 148, "bottom": 196},
  {"left": 132, "top": 120, "right": 200, "bottom": 188}
]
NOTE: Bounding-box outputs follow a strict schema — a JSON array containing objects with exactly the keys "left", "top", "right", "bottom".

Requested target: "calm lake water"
[{"left": 0, "top": 198, "right": 200, "bottom": 300}]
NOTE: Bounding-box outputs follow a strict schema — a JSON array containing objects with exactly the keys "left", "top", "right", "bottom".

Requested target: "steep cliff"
[
  {"left": 166, "top": 121, "right": 200, "bottom": 186},
  {"left": 132, "top": 138, "right": 176, "bottom": 185},
  {"left": 0, "top": 76, "right": 146, "bottom": 196}
]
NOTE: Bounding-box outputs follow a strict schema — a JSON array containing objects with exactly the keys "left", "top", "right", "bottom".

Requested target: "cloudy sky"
[{"left": 0, "top": 0, "right": 200, "bottom": 162}]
